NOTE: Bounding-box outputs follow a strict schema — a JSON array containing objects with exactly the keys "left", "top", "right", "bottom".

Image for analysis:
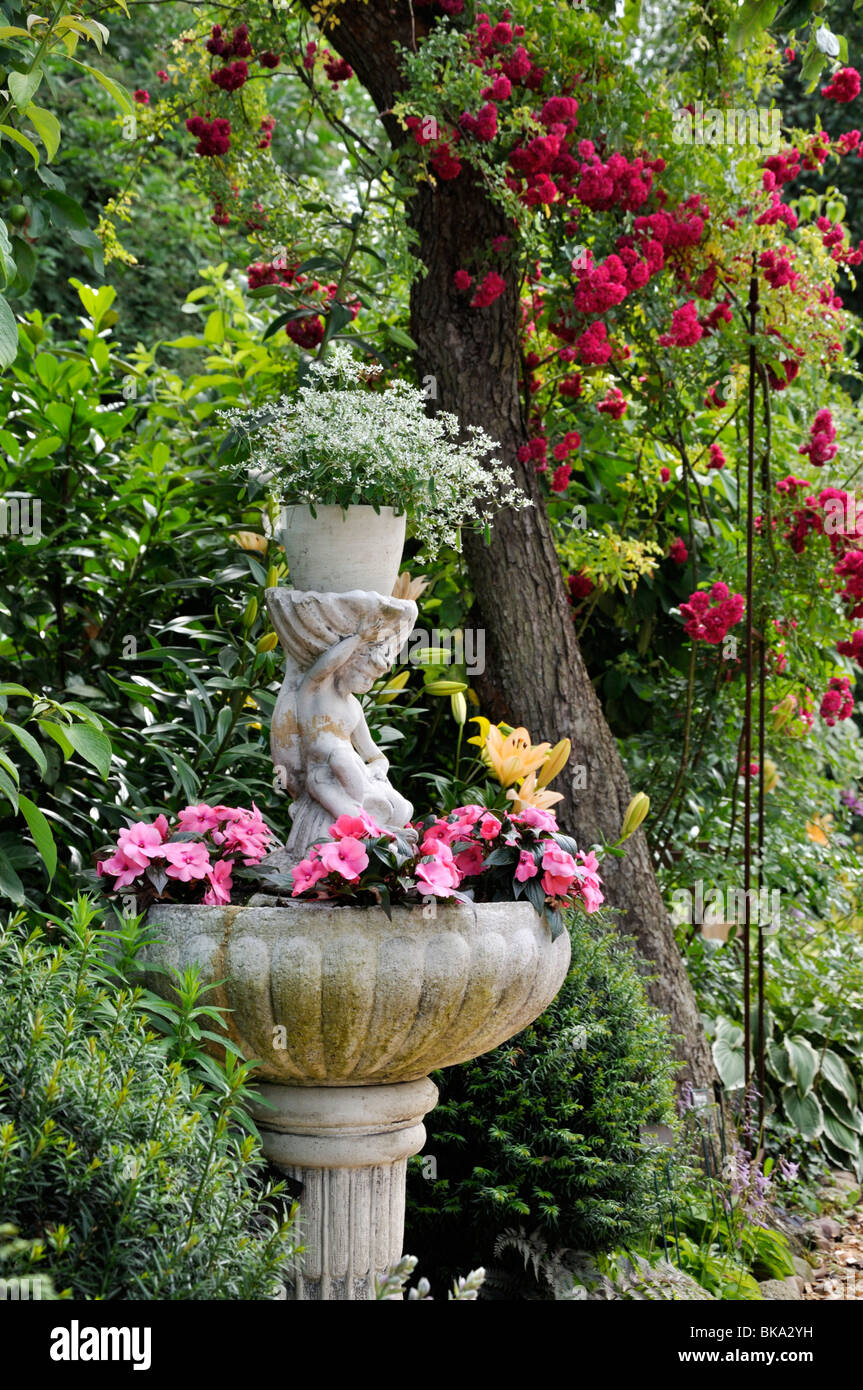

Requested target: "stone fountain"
[{"left": 142, "top": 584, "right": 571, "bottom": 1299}]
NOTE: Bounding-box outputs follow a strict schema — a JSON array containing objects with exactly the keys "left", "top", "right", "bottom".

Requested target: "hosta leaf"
[
  {"left": 821, "top": 1049, "right": 858, "bottom": 1106},
  {"left": 784, "top": 1034, "right": 819, "bottom": 1097},
  {"left": 781, "top": 1086, "right": 823, "bottom": 1141},
  {"left": 712, "top": 1036, "right": 745, "bottom": 1091},
  {"left": 822, "top": 1110, "right": 861, "bottom": 1156}
]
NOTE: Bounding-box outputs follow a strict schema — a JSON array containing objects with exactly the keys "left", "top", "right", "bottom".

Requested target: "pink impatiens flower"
[
  {"left": 203, "top": 858, "right": 234, "bottom": 905},
  {"left": 178, "top": 803, "right": 223, "bottom": 833},
  {"left": 329, "top": 811, "right": 382, "bottom": 840},
  {"left": 512, "top": 806, "right": 558, "bottom": 833},
  {"left": 479, "top": 813, "right": 502, "bottom": 840},
  {"left": 291, "top": 856, "right": 329, "bottom": 895},
  {"left": 515, "top": 850, "right": 538, "bottom": 882},
  {"left": 163, "top": 841, "right": 211, "bottom": 882},
  {"left": 317, "top": 837, "right": 369, "bottom": 880},
  {"left": 415, "top": 849, "right": 462, "bottom": 897},
  {"left": 540, "top": 843, "right": 579, "bottom": 897},
  {"left": 574, "top": 849, "right": 604, "bottom": 913},
  {"left": 116, "top": 821, "right": 168, "bottom": 869}
]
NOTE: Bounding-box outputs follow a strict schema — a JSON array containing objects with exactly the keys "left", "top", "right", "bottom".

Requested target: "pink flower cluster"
[
  {"left": 820, "top": 676, "right": 854, "bottom": 726},
  {"left": 680, "top": 582, "right": 744, "bottom": 644},
  {"left": 658, "top": 300, "right": 703, "bottom": 348},
  {"left": 822, "top": 67, "right": 861, "bottom": 104},
  {"left": 798, "top": 409, "right": 837, "bottom": 468},
  {"left": 288, "top": 802, "right": 604, "bottom": 918},
  {"left": 97, "top": 804, "right": 272, "bottom": 905}
]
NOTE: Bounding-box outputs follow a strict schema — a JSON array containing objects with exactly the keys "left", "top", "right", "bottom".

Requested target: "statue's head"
[{"left": 343, "top": 635, "right": 399, "bottom": 693}]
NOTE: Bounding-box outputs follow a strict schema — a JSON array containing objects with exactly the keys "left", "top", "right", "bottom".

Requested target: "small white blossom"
[{"left": 221, "top": 344, "right": 530, "bottom": 557}]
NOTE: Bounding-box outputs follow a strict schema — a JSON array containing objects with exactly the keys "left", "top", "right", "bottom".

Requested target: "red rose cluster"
[
  {"left": 820, "top": 676, "right": 854, "bottom": 726},
  {"left": 680, "top": 582, "right": 744, "bottom": 644}
]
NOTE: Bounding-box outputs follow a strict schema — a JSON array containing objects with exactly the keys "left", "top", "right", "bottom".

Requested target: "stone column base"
[{"left": 251, "top": 1078, "right": 438, "bottom": 1301}]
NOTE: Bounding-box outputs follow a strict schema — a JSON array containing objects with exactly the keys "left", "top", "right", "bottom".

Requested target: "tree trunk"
[{"left": 303, "top": 0, "right": 717, "bottom": 1088}]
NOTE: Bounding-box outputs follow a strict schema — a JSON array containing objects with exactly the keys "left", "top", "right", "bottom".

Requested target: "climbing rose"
[
  {"left": 453, "top": 269, "right": 472, "bottom": 290},
  {"left": 820, "top": 676, "right": 855, "bottom": 726},
  {"left": 708, "top": 444, "right": 726, "bottom": 470},
  {"left": 286, "top": 315, "right": 325, "bottom": 349},
  {"left": 659, "top": 300, "right": 703, "bottom": 347},
  {"left": 471, "top": 271, "right": 506, "bottom": 307},
  {"left": 799, "top": 409, "right": 837, "bottom": 467},
  {"left": 134, "top": 89, "right": 150, "bottom": 105},
  {"left": 680, "top": 582, "right": 744, "bottom": 644},
  {"left": 822, "top": 67, "right": 861, "bottom": 103},
  {"left": 186, "top": 115, "right": 231, "bottom": 156},
  {"left": 597, "top": 386, "right": 627, "bottom": 419},
  {"left": 669, "top": 537, "right": 688, "bottom": 564},
  {"left": 837, "top": 630, "right": 863, "bottom": 663}
]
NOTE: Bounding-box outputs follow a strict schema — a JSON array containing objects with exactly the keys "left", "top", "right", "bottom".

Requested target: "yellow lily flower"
[
  {"left": 486, "top": 725, "right": 551, "bottom": 788},
  {"left": 506, "top": 772, "right": 564, "bottom": 811}
]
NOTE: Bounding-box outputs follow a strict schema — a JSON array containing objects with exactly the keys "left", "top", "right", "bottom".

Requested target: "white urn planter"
[
  {"left": 274, "top": 503, "right": 406, "bottom": 595},
  {"left": 141, "top": 899, "right": 570, "bottom": 1300}
]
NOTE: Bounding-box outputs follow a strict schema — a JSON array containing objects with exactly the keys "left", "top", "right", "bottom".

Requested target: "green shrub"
[
  {"left": 0, "top": 896, "right": 299, "bottom": 1299},
  {"left": 405, "top": 910, "right": 679, "bottom": 1291}
]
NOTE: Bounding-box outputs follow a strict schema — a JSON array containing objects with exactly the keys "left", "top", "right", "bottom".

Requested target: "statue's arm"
[
  {"left": 352, "top": 709, "right": 387, "bottom": 770},
  {"left": 303, "top": 633, "right": 364, "bottom": 689}
]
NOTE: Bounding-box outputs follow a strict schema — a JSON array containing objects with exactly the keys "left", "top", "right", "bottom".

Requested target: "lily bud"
[
  {"left": 619, "top": 791, "right": 650, "bottom": 842},
  {"left": 256, "top": 631, "right": 279, "bottom": 653},
  {"left": 265, "top": 566, "right": 279, "bottom": 590},
  {"left": 242, "top": 596, "right": 258, "bottom": 628},
  {"left": 376, "top": 670, "right": 410, "bottom": 704},
  {"left": 536, "top": 737, "right": 571, "bottom": 789},
  {"left": 451, "top": 691, "right": 468, "bottom": 725},
  {"left": 425, "top": 679, "right": 468, "bottom": 695}
]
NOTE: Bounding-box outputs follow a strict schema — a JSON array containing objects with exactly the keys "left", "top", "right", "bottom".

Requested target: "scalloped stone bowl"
[{"left": 140, "top": 900, "right": 571, "bottom": 1085}]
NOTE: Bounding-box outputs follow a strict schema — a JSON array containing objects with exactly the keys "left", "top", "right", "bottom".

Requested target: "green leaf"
[
  {"left": 0, "top": 218, "right": 16, "bottom": 288},
  {"left": 821, "top": 1049, "right": 858, "bottom": 1105},
  {"left": 712, "top": 1036, "right": 745, "bottom": 1090},
  {"left": 64, "top": 722, "right": 112, "bottom": 778},
  {"left": 38, "top": 720, "right": 73, "bottom": 758},
  {"left": 0, "top": 849, "right": 24, "bottom": 903},
  {"left": 822, "top": 1110, "right": 860, "bottom": 1155},
  {"left": 68, "top": 59, "right": 134, "bottom": 115},
  {"left": 0, "top": 122, "right": 39, "bottom": 165},
  {"left": 821, "top": 1083, "right": 863, "bottom": 1135},
  {"left": 386, "top": 325, "right": 419, "bottom": 350},
  {"left": 25, "top": 103, "right": 60, "bottom": 161},
  {"left": 782, "top": 1086, "right": 823, "bottom": 1140},
  {"left": 2, "top": 721, "right": 46, "bottom": 776},
  {"left": 7, "top": 69, "right": 43, "bottom": 111},
  {"left": 784, "top": 1034, "right": 819, "bottom": 1097},
  {"left": 0, "top": 683, "right": 31, "bottom": 698},
  {"left": 17, "top": 793, "right": 56, "bottom": 881},
  {"left": 0, "top": 293, "right": 18, "bottom": 367},
  {"left": 766, "top": 1039, "right": 793, "bottom": 1084}
]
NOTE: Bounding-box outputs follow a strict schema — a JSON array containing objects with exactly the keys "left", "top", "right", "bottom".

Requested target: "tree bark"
[{"left": 305, "top": 1, "right": 717, "bottom": 1088}]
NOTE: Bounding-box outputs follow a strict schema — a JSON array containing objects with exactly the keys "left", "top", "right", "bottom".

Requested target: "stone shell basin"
[{"left": 140, "top": 900, "right": 570, "bottom": 1086}]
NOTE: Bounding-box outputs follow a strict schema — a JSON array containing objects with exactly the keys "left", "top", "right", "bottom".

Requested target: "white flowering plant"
[{"left": 220, "top": 345, "right": 529, "bottom": 557}]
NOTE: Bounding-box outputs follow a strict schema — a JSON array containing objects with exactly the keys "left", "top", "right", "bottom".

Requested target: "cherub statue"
[{"left": 259, "top": 589, "right": 417, "bottom": 873}]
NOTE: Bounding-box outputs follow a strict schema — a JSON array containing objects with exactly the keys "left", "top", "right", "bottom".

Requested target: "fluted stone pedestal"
[
  {"left": 141, "top": 901, "right": 570, "bottom": 1301},
  {"left": 252, "top": 1079, "right": 438, "bottom": 1300}
]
